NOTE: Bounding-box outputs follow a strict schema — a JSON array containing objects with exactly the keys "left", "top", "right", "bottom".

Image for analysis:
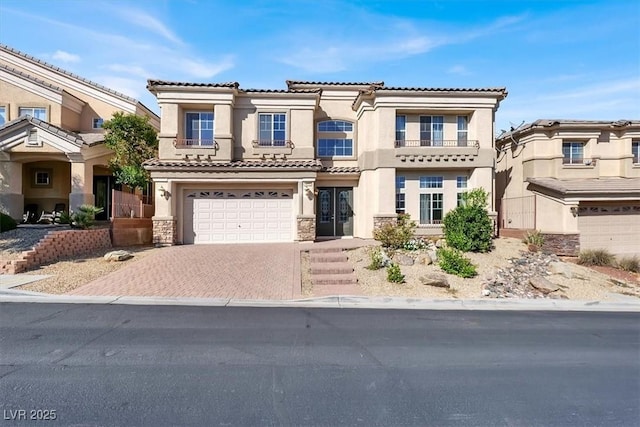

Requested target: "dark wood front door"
[
  {"left": 93, "top": 176, "right": 121, "bottom": 220},
  {"left": 316, "top": 187, "right": 353, "bottom": 237}
]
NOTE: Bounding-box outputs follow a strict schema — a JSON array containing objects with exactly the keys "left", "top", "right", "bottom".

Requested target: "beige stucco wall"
[
  {"left": 0, "top": 80, "right": 62, "bottom": 125},
  {"left": 22, "top": 160, "right": 71, "bottom": 212}
]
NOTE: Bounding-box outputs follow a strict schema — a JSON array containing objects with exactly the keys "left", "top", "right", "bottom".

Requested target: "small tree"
[
  {"left": 443, "top": 188, "right": 493, "bottom": 253},
  {"left": 102, "top": 112, "right": 158, "bottom": 191}
]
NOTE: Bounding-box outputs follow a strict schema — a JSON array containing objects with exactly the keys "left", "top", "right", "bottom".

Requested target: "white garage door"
[
  {"left": 578, "top": 204, "right": 640, "bottom": 256},
  {"left": 184, "top": 190, "right": 293, "bottom": 244}
]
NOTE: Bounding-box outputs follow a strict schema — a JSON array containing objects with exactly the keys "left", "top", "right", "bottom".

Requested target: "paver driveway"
[{"left": 68, "top": 243, "right": 301, "bottom": 300}]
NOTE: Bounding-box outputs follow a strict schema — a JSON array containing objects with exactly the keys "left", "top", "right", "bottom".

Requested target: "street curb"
[{"left": 0, "top": 292, "right": 638, "bottom": 312}]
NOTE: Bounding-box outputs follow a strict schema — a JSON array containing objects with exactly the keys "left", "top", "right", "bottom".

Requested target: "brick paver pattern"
[{"left": 68, "top": 243, "right": 299, "bottom": 300}]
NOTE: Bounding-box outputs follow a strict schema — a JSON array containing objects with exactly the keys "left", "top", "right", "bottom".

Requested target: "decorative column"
[
  {"left": 67, "top": 153, "right": 94, "bottom": 212},
  {"left": 0, "top": 152, "right": 24, "bottom": 220},
  {"left": 297, "top": 180, "right": 316, "bottom": 241},
  {"left": 152, "top": 179, "right": 177, "bottom": 246}
]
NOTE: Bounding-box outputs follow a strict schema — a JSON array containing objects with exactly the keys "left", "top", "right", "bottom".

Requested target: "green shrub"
[
  {"left": 367, "top": 247, "right": 385, "bottom": 270},
  {"left": 578, "top": 249, "right": 615, "bottom": 267},
  {"left": 386, "top": 263, "right": 405, "bottom": 283},
  {"left": 438, "top": 247, "right": 478, "bottom": 278},
  {"left": 523, "top": 230, "right": 545, "bottom": 247},
  {"left": 403, "top": 238, "right": 428, "bottom": 251},
  {"left": 618, "top": 256, "right": 640, "bottom": 273},
  {"left": 373, "top": 213, "right": 416, "bottom": 249},
  {"left": 0, "top": 212, "right": 17, "bottom": 232},
  {"left": 69, "top": 204, "right": 104, "bottom": 229},
  {"left": 57, "top": 211, "right": 72, "bottom": 225},
  {"left": 443, "top": 188, "right": 493, "bottom": 253}
]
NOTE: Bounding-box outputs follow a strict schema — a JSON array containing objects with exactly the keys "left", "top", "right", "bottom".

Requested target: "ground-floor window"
[{"left": 419, "top": 193, "right": 443, "bottom": 225}]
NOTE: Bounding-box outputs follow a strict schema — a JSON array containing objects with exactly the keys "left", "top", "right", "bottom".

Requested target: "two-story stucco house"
[
  {"left": 0, "top": 44, "right": 159, "bottom": 222},
  {"left": 145, "top": 80, "right": 506, "bottom": 245},
  {"left": 496, "top": 120, "right": 640, "bottom": 256}
]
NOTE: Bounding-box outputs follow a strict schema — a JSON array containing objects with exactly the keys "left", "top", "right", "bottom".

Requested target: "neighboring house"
[
  {"left": 145, "top": 80, "right": 506, "bottom": 245},
  {"left": 496, "top": 120, "right": 640, "bottom": 256},
  {"left": 0, "top": 44, "right": 159, "bottom": 221}
]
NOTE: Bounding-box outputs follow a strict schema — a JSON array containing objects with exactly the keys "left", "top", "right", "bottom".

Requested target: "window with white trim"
[
  {"left": 258, "top": 113, "right": 286, "bottom": 146},
  {"left": 0, "top": 106, "right": 5, "bottom": 125},
  {"left": 317, "top": 120, "right": 354, "bottom": 157},
  {"left": 185, "top": 111, "right": 214, "bottom": 145},
  {"left": 395, "top": 176, "right": 405, "bottom": 214},
  {"left": 457, "top": 176, "right": 468, "bottom": 206},
  {"left": 420, "top": 116, "right": 444, "bottom": 146},
  {"left": 562, "top": 141, "right": 584, "bottom": 164},
  {"left": 395, "top": 115, "right": 406, "bottom": 142},
  {"left": 633, "top": 141, "right": 640, "bottom": 164},
  {"left": 19, "top": 107, "right": 46, "bottom": 120},
  {"left": 457, "top": 116, "right": 468, "bottom": 146},
  {"left": 419, "top": 176, "right": 443, "bottom": 225},
  {"left": 92, "top": 118, "right": 104, "bottom": 129}
]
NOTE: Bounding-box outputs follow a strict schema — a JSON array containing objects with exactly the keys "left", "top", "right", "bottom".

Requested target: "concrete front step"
[
  {"left": 310, "top": 262, "right": 354, "bottom": 275},
  {"left": 309, "top": 247, "right": 343, "bottom": 254},
  {"left": 310, "top": 253, "right": 348, "bottom": 263},
  {"left": 311, "top": 273, "right": 358, "bottom": 286}
]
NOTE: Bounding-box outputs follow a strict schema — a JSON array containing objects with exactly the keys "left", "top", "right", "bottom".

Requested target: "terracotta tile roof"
[
  {"left": 77, "top": 132, "right": 105, "bottom": 146},
  {"left": 0, "top": 115, "right": 83, "bottom": 146},
  {"left": 376, "top": 86, "right": 508, "bottom": 96},
  {"left": 320, "top": 166, "right": 360, "bottom": 174},
  {"left": 0, "top": 63, "right": 63, "bottom": 93},
  {"left": 286, "top": 80, "right": 384, "bottom": 88},
  {"left": 497, "top": 119, "right": 640, "bottom": 141},
  {"left": 240, "top": 88, "right": 322, "bottom": 94},
  {"left": 527, "top": 177, "right": 640, "bottom": 197},
  {"left": 146, "top": 80, "right": 240, "bottom": 89},
  {"left": 0, "top": 44, "right": 140, "bottom": 104},
  {"left": 144, "top": 159, "right": 323, "bottom": 170}
]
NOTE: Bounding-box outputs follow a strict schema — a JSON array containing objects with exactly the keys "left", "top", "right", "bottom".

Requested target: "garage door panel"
[
  {"left": 579, "top": 205, "right": 640, "bottom": 256},
  {"left": 186, "top": 189, "right": 294, "bottom": 244}
]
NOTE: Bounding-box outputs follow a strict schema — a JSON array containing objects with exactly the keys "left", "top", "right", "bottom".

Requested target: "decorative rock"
[
  {"left": 435, "top": 239, "right": 444, "bottom": 248},
  {"left": 104, "top": 250, "right": 133, "bottom": 262},
  {"left": 427, "top": 250, "right": 438, "bottom": 263},
  {"left": 419, "top": 273, "right": 450, "bottom": 288},
  {"left": 393, "top": 253, "right": 414, "bottom": 266},
  {"left": 529, "top": 276, "right": 560, "bottom": 294},
  {"left": 380, "top": 250, "right": 392, "bottom": 267},
  {"left": 418, "top": 255, "right": 433, "bottom": 265},
  {"left": 482, "top": 289, "right": 491, "bottom": 297},
  {"left": 549, "top": 261, "right": 572, "bottom": 279}
]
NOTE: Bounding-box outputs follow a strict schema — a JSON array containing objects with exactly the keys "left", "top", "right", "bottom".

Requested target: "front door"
[
  {"left": 93, "top": 176, "right": 121, "bottom": 220},
  {"left": 316, "top": 187, "right": 353, "bottom": 237}
]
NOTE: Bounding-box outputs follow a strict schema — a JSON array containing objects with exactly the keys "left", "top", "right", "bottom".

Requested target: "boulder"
[
  {"left": 380, "top": 250, "right": 392, "bottom": 267},
  {"left": 549, "top": 261, "right": 572, "bottom": 279},
  {"left": 104, "top": 250, "right": 133, "bottom": 262},
  {"left": 529, "top": 276, "right": 559, "bottom": 294},
  {"left": 419, "top": 273, "right": 450, "bottom": 288},
  {"left": 393, "top": 253, "right": 414, "bottom": 266},
  {"left": 427, "top": 250, "right": 438, "bottom": 263},
  {"left": 418, "top": 255, "right": 433, "bottom": 265},
  {"left": 435, "top": 239, "right": 445, "bottom": 248}
]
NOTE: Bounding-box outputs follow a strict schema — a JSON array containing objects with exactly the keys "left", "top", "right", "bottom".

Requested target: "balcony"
[
  {"left": 562, "top": 157, "right": 596, "bottom": 166},
  {"left": 394, "top": 139, "right": 479, "bottom": 148},
  {"left": 174, "top": 139, "right": 219, "bottom": 149},
  {"left": 171, "top": 138, "right": 222, "bottom": 160},
  {"left": 252, "top": 140, "right": 295, "bottom": 159}
]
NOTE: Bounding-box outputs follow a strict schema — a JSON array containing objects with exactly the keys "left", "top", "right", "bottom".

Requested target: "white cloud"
[
  {"left": 177, "top": 56, "right": 235, "bottom": 79},
  {"left": 448, "top": 65, "right": 471, "bottom": 76},
  {"left": 93, "top": 75, "right": 142, "bottom": 99},
  {"left": 115, "top": 8, "right": 183, "bottom": 45},
  {"left": 106, "top": 64, "right": 152, "bottom": 79},
  {"left": 52, "top": 50, "right": 80, "bottom": 63}
]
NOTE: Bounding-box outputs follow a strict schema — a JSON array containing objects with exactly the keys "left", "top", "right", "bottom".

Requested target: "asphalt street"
[{"left": 0, "top": 303, "right": 638, "bottom": 426}]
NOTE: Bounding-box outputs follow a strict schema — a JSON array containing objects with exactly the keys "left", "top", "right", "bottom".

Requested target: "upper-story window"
[
  {"left": 19, "top": 107, "right": 46, "bottom": 120},
  {"left": 0, "top": 106, "right": 5, "bottom": 125},
  {"left": 258, "top": 113, "right": 286, "bottom": 146},
  {"left": 317, "top": 120, "right": 354, "bottom": 157},
  {"left": 457, "top": 116, "right": 468, "bottom": 146},
  {"left": 395, "top": 176, "right": 406, "bottom": 214},
  {"left": 185, "top": 112, "right": 214, "bottom": 146},
  {"left": 633, "top": 141, "right": 640, "bottom": 164},
  {"left": 395, "top": 115, "right": 406, "bottom": 143},
  {"left": 562, "top": 141, "right": 584, "bottom": 164},
  {"left": 420, "top": 116, "right": 444, "bottom": 146},
  {"left": 92, "top": 118, "right": 104, "bottom": 129}
]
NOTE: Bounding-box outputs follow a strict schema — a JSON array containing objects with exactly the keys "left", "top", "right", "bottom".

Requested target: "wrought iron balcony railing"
[
  {"left": 252, "top": 140, "right": 294, "bottom": 148},
  {"left": 173, "top": 139, "right": 219, "bottom": 149},
  {"left": 394, "top": 139, "right": 479, "bottom": 148}
]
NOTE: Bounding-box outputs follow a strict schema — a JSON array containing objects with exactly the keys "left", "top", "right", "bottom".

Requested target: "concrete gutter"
[{"left": 0, "top": 291, "right": 638, "bottom": 312}]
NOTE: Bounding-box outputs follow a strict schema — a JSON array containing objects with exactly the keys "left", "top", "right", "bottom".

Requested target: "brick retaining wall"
[{"left": 0, "top": 228, "right": 112, "bottom": 274}]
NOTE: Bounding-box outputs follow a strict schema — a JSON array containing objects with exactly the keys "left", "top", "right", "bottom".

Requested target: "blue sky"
[{"left": 1, "top": 0, "right": 638, "bottom": 132}]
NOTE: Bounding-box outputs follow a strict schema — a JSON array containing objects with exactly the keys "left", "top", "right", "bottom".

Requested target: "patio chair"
[
  {"left": 23, "top": 204, "right": 38, "bottom": 223},
  {"left": 52, "top": 203, "right": 66, "bottom": 223},
  {"left": 38, "top": 203, "right": 66, "bottom": 224}
]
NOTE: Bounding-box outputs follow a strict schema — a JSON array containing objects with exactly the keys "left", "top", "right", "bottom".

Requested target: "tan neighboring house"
[
  {"left": 496, "top": 119, "right": 640, "bottom": 256},
  {"left": 0, "top": 44, "right": 160, "bottom": 222},
  {"left": 145, "top": 80, "right": 506, "bottom": 245}
]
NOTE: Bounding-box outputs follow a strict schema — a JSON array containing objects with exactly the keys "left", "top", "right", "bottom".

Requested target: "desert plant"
[
  {"left": 578, "top": 249, "right": 615, "bottom": 267},
  {"left": 57, "top": 211, "right": 72, "bottom": 225},
  {"left": 0, "top": 212, "right": 17, "bottom": 232},
  {"left": 367, "top": 247, "right": 385, "bottom": 270},
  {"left": 523, "top": 230, "right": 545, "bottom": 252},
  {"left": 69, "top": 204, "right": 104, "bottom": 229},
  {"left": 438, "top": 247, "right": 478, "bottom": 278},
  {"left": 617, "top": 256, "right": 640, "bottom": 273},
  {"left": 386, "top": 262, "right": 405, "bottom": 283},
  {"left": 403, "top": 238, "right": 428, "bottom": 251},
  {"left": 373, "top": 213, "right": 416, "bottom": 249},
  {"left": 443, "top": 188, "right": 493, "bottom": 253}
]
